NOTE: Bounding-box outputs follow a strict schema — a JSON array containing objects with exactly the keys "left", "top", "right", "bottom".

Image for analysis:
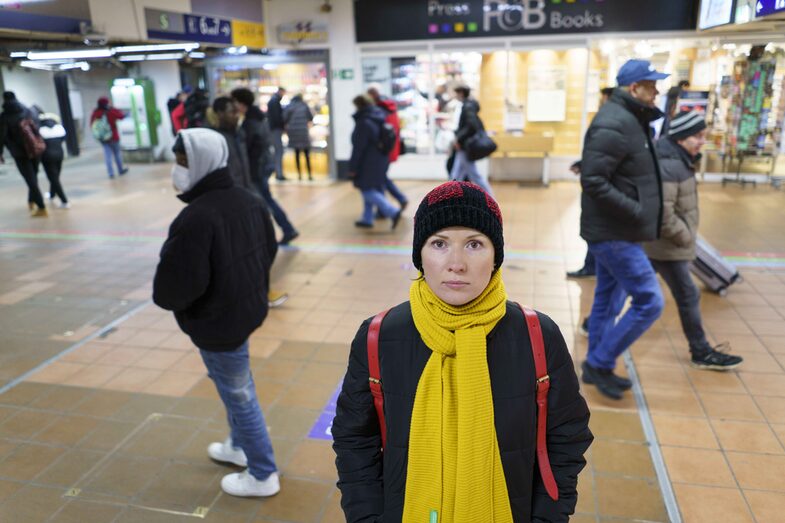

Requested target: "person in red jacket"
[
  {"left": 367, "top": 84, "right": 408, "bottom": 210},
  {"left": 90, "top": 96, "right": 128, "bottom": 178}
]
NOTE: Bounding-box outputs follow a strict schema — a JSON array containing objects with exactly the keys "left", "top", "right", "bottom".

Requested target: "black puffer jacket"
[
  {"left": 580, "top": 89, "right": 664, "bottom": 243},
  {"left": 333, "top": 301, "right": 593, "bottom": 523},
  {"left": 267, "top": 93, "right": 285, "bottom": 130},
  {"left": 350, "top": 106, "right": 390, "bottom": 191},
  {"left": 0, "top": 100, "right": 35, "bottom": 159},
  {"left": 215, "top": 127, "right": 253, "bottom": 191},
  {"left": 241, "top": 105, "right": 274, "bottom": 183},
  {"left": 455, "top": 98, "right": 484, "bottom": 147},
  {"left": 152, "top": 168, "right": 277, "bottom": 352}
]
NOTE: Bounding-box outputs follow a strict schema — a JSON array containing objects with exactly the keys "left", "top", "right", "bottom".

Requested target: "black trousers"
[
  {"left": 42, "top": 158, "right": 67, "bottom": 203},
  {"left": 294, "top": 148, "right": 311, "bottom": 179},
  {"left": 14, "top": 156, "right": 45, "bottom": 209},
  {"left": 650, "top": 259, "right": 712, "bottom": 354}
]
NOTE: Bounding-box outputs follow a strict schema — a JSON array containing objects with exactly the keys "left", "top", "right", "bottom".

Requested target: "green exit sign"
[{"left": 333, "top": 68, "right": 354, "bottom": 80}]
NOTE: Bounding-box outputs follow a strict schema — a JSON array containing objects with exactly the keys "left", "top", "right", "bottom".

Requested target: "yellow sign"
[{"left": 232, "top": 20, "right": 266, "bottom": 48}]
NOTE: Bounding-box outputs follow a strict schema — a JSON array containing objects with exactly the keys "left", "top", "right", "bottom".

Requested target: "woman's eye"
[
  {"left": 467, "top": 240, "right": 483, "bottom": 249},
  {"left": 431, "top": 240, "right": 445, "bottom": 249}
]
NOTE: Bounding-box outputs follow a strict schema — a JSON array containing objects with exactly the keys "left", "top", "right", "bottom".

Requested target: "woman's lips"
[{"left": 443, "top": 281, "right": 469, "bottom": 290}]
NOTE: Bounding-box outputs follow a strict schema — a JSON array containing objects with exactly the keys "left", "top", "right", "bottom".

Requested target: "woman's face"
[{"left": 421, "top": 227, "right": 495, "bottom": 306}]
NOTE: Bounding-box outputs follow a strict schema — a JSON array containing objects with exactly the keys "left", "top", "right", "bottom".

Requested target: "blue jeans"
[
  {"left": 449, "top": 149, "right": 493, "bottom": 196},
  {"left": 587, "top": 241, "right": 664, "bottom": 370},
  {"left": 360, "top": 188, "right": 398, "bottom": 224},
  {"left": 101, "top": 141, "right": 124, "bottom": 177},
  {"left": 199, "top": 341, "right": 277, "bottom": 480},
  {"left": 384, "top": 178, "right": 408, "bottom": 205},
  {"left": 271, "top": 128, "right": 285, "bottom": 179},
  {"left": 252, "top": 167, "right": 297, "bottom": 237}
]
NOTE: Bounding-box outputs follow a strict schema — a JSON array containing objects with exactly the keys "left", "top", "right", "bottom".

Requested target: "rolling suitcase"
[{"left": 690, "top": 236, "right": 741, "bottom": 297}]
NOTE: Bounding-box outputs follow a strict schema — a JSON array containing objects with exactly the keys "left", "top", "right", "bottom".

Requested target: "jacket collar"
[
  {"left": 245, "top": 105, "right": 265, "bottom": 122},
  {"left": 611, "top": 89, "right": 664, "bottom": 124},
  {"left": 178, "top": 167, "right": 233, "bottom": 203}
]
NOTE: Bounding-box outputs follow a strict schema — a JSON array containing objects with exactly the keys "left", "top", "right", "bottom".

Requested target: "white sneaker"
[
  {"left": 58, "top": 202, "right": 70, "bottom": 209},
  {"left": 207, "top": 437, "right": 247, "bottom": 467},
  {"left": 221, "top": 470, "right": 280, "bottom": 497}
]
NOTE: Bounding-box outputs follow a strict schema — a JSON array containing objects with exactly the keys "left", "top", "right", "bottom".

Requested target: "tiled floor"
[{"left": 1, "top": 150, "right": 784, "bottom": 521}]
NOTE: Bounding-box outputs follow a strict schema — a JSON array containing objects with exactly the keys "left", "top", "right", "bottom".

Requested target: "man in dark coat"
[
  {"left": 231, "top": 88, "right": 299, "bottom": 245},
  {"left": 153, "top": 128, "right": 280, "bottom": 498},
  {"left": 212, "top": 97, "right": 252, "bottom": 190},
  {"left": 0, "top": 91, "right": 46, "bottom": 216},
  {"left": 368, "top": 84, "right": 408, "bottom": 209},
  {"left": 450, "top": 85, "right": 493, "bottom": 195},
  {"left": 349, "top": 94, "right": 401, "bottom": 230},
  {"left": 579, "top": 59, "right": 667, "bottom": 400},
  {"left": 267, "top": 87, "right": 286, "bottom": 181},
  {"left": 644, "top": 111, "right": 743, "bottom": 371}
]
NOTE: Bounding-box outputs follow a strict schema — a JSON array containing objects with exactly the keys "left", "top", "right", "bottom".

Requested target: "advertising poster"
[{"left": 527, "top": 66, "right": 567, "bottom": 122}]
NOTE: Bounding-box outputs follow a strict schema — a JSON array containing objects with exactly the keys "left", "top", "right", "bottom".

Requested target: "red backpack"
[
  {"left": 366, "top": 303, "right": 559, "bottom": 501},
  {"left": 19, "top": 118, "right": 46, "bottom": 159}
]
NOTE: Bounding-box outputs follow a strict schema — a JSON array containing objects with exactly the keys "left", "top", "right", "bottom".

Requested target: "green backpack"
[{"left": 91, "top": 114, "right": 113, "bottom": 142}]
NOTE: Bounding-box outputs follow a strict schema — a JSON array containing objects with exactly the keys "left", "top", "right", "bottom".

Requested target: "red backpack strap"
[
  {"left": 367, "top": 309, "right": 390, "bottom": 451},
  {"left": 517, "top": 303, "right": 559, "bottom": 502}
]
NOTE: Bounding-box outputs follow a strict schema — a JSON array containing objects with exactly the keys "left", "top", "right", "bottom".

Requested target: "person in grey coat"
[
  {"left": 283, "top": 94, "right": 313, "bottom": 181},
  {"left": 644, "top": 111, "right": 743, "bottom": 371}
]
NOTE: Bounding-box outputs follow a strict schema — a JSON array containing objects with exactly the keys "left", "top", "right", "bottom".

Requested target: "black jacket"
[
  {"left": 241, "top": 105, "right": 274, "bottom": 184},
  {"left": 349, "top": 106, "right": 390, "bottom": 191},
  {"left": 580, "top": 89, "right": 664, "bottom": 243},
  {"left": 333, "top": 302, "right": 593, "bottom": 523},
  {"left": 267, "top": 93, "right": 285, "bottom": 130},
  {"left": 215, "top": 126, "right": 253, "bottom": 191},
  {"left": 0, "top": 99, "right": 36, "bottom": 159},
  {"left": 455, "top": 98, "right": 484, "bottom": 147},
  {"left": 152, "top": 168, "right": 278, "bottom": 351}
]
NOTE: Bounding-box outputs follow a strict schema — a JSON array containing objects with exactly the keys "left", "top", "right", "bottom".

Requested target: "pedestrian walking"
[
  {"left": 0, "top": 91, "right": 47, "bottom": 216},
  {"left": 283, "top": 94, "right": 313, "bottom": 181},
  {"left": 579, "top": 59, "right": 668, "bottom": 400},
  {"left": 267, "top": 87, "right": 287, "bottom": 181},
  {"left": 232, "top": 88, "right": 299, "bottom": 245},
  {"left": 211, "top": 97, "right": 252, "bottom": 190},
  {"left": 349, "top": 94, "right": 401, "bottom": 230},
  {"left": 645, "top": 111, "right": 743, "bottom": 371},
  {"left": 449, "top": 85, "right": 493, "bottom": 195},
  {"left": 368, "top": 84, "right": 408, "bottom": 209},
  {"left": 90, "top": 96, "right": 128, "bottom": 179},
  {"left": 153, "top": 128, "right": 280, "bottom": 498},
  {"left": 333, "top": 181, "right": 593, "bottom": 522},
  {"left": 38, "top": 112, "right": 69, "bottom": 208}
]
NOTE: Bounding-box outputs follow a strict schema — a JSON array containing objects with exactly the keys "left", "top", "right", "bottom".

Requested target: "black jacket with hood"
[
  {"left": 0, "top": 99, "right": 36, "bottom": 159},
  {"left": 241, "top": 105, "right": 274, "bottom": 183},
  {"left": 333, "top": 301, "right": 593, "bottom": 523},
  {"left": 454, "top": 98, "right": 484, "bottom": 148},
  {"left": 349, "top": 106, "right": 390, "bottom": 191},
  {"left": 152, "top": 168, "right": 278, "bottom": 351},
  {"left": 579, "top": 88, "right": 664, "bottom": 243}
]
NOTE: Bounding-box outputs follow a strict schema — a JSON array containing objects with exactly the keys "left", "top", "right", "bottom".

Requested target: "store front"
[{"left": 206, "top": 49, "right": 333, "bottom": 180}]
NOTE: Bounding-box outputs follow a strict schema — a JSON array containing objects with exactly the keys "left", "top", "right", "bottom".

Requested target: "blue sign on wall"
[
  {"left": 756, "top": 0, "right": 785, "bottom": 17},
  {"left": 183, "top": 14, "right": 232, "bottom": 44}
]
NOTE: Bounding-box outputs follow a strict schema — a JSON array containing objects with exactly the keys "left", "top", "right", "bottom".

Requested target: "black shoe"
[
  {"left": 581, "top": 360, "right": 632, "bottom": 391},
  {"left": 279, "top": 230, "right": 299, "bottom": 246},
  {"left": 391, "top": 209, "right": 403, "bottom": 230},
  {"left": 581, "top": 361, "right": 625, "bottom": 399},
  {"left": 691, "top": 343, "right": 743, "bottom": 371},
  {"left": 119, "top": 168, "right": 129, "bottom": 176},
  {"left": 566, "top": 267, "right": 596, "bottom": 279},
  {"left": 355, "top": 221, "right": 373, "bottom": 229},
  {"left": 579, "top": 317, "right": 589, "bottom": 338},
  {"left": 399, "top": 200, "right": 409, "bottom": 212}
]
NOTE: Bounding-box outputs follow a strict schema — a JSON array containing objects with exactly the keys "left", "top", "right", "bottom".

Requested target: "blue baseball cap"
[{"left": 616, "top": 59, "right": 669, "bottom": 86}]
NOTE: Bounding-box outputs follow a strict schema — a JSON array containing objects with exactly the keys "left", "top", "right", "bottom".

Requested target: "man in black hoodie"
[
  {"left": 0, "top": 91, "right": 46, "bottom": 216},
  {"left": 267, "top": 87, "right": 286, "bottom": 181},
  {"left": 231, "top": 88, "right": 299, "bottom": 245},
  {"left": 579, "top": 60, "right": 667, "bottom": 400},
  {"left": 212, "top": 97, "right": 252, "bottom": 190},
  {"left": 153, "top": 128, "right": 280, "bottom": 498},
  {"left": 449, "top": 85, "right": 493, "bottom": 196}
]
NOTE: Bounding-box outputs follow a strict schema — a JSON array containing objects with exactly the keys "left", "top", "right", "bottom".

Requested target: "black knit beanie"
[
  {"left": 668, "top": 111, "right": 706, "bottom": 141},
  {"left": 412, "top": 181, "right": 504, "bottom": 271}
]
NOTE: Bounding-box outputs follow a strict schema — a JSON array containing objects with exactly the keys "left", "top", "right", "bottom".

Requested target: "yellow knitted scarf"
[{"left": 404, "top": 270, "right": 513, "bottom": 523}]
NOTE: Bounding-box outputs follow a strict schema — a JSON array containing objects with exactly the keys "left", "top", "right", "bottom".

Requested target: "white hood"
[{"left": 176, "top": 128, "right": 229, "bottom": 192}]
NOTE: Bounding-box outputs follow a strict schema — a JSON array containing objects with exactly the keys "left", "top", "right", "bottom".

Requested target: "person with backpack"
[
  {"left": 367, "top": 84, "right": 409, "bottom": 210},
  {"left": 333, "top": 181, "right": 593, "bottom": 522},
  {"left": 348, "top": 94, "right": 402, "bottom": 230},
  {"left": 283, "top": 94, "right": 313, "bottom": 181},
  {"left": 267, "top": 87, "right": 287, "bottom": 181},
  {"left": 90, "top": 96, "right": 128, "bottom": 179},
  {"left": 0, "top": 91, "right": 47, "bottom": 216},
  {"left": 450, "top": 85, "right": 494, "bottom": 196},
  {"left": 38, "top": 112, "right": 69, "bottom": 208},
  {"left": 171, "top": 89, "right": 209, "bottom": 132}
]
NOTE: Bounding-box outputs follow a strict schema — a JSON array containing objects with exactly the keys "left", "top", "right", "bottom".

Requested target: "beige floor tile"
[
  {"left": 58, "top": 342, "right": 109, "bottom": 364},
  {"left": 0, "top": 443, "right": 66, "bottom": 481},
  {"left": 284, "top": 439, "right": 339, "bottom": 481},
  {"left": 761, "top": 336, "right": 785, "bottom": 354},
  {"left": 33, "top": 415, "right": 99, "bottom": 447},
  {"left": 48, "top": 499, "right": 123, "bottom": 523},
  {"left": 65, "top": 365, "right": 124, "bottom": 389},
  {"left": 744, "top": 489, "right": 785, "bottom": 523},
  {"left": 103, "top": 368, "right": 163, "bottom": 392},
  {"left": 157, "top": 332, "right": 195, "bottom": 351},
  {"left": 594, "top": 476, "right": 667, "bottom": 521},
  {"left": 257, "top": 477, "right": 332, "bottom": 522},
  {"left": 122, "top": 329, "right": 172, "bottom": 348},
  {"left": 0, "top": 484, "right": 68, "bottom": 522},
  {"left": 651, "top": 414, "right": 718, "bottom": 449},
  {"left": 28, "top": 361, "right": 86, "bottom": 384},
  {"left": 636, "top": 365, "right": 692, "bottom": 389},
  {"left": 756, "top": 395, "right": 785, "bottom": 424},
  {"left": 726, "top": 452, "right": 785, "bottom": 491},
  {"left": 740, "top": 372, "right": 785, "bottom": 396},
  {"left": 686, "top": 368, "right": 748, "bottom": 394},
  {"left": 0, "top": 409, "right": 55, "bottom": 439},
  {"left": 712, "top": 419, "right": 783, "bottom": 453},
  {"left": 746, "top": 320, "right": 785, "bottom": 337},
  {"left": 644, "top": 387, "right": 705, "bottom": 417},
  {"left": 699, "top": 391, "right": 765, "bottom": 421},
  {"left": 590, "top": 439, "right": 655, "bottom": 477},
  {"left": 661, "top": 446, "right": 736, "bottom": 487},
  {"left": 732, "top": 352, "right": 783, "bottom": 373},
  {"left": 143, "top": 371, "right": 204, "bottom": 397},
  {"left": 673, "top": 484, "right": 754, "bottom": 523},
  {"left": 132, "top": 348, "right": 185, "bottom": 370},
  {"left": 95, "top": 346, "right": 147, "bottom": 367}
]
